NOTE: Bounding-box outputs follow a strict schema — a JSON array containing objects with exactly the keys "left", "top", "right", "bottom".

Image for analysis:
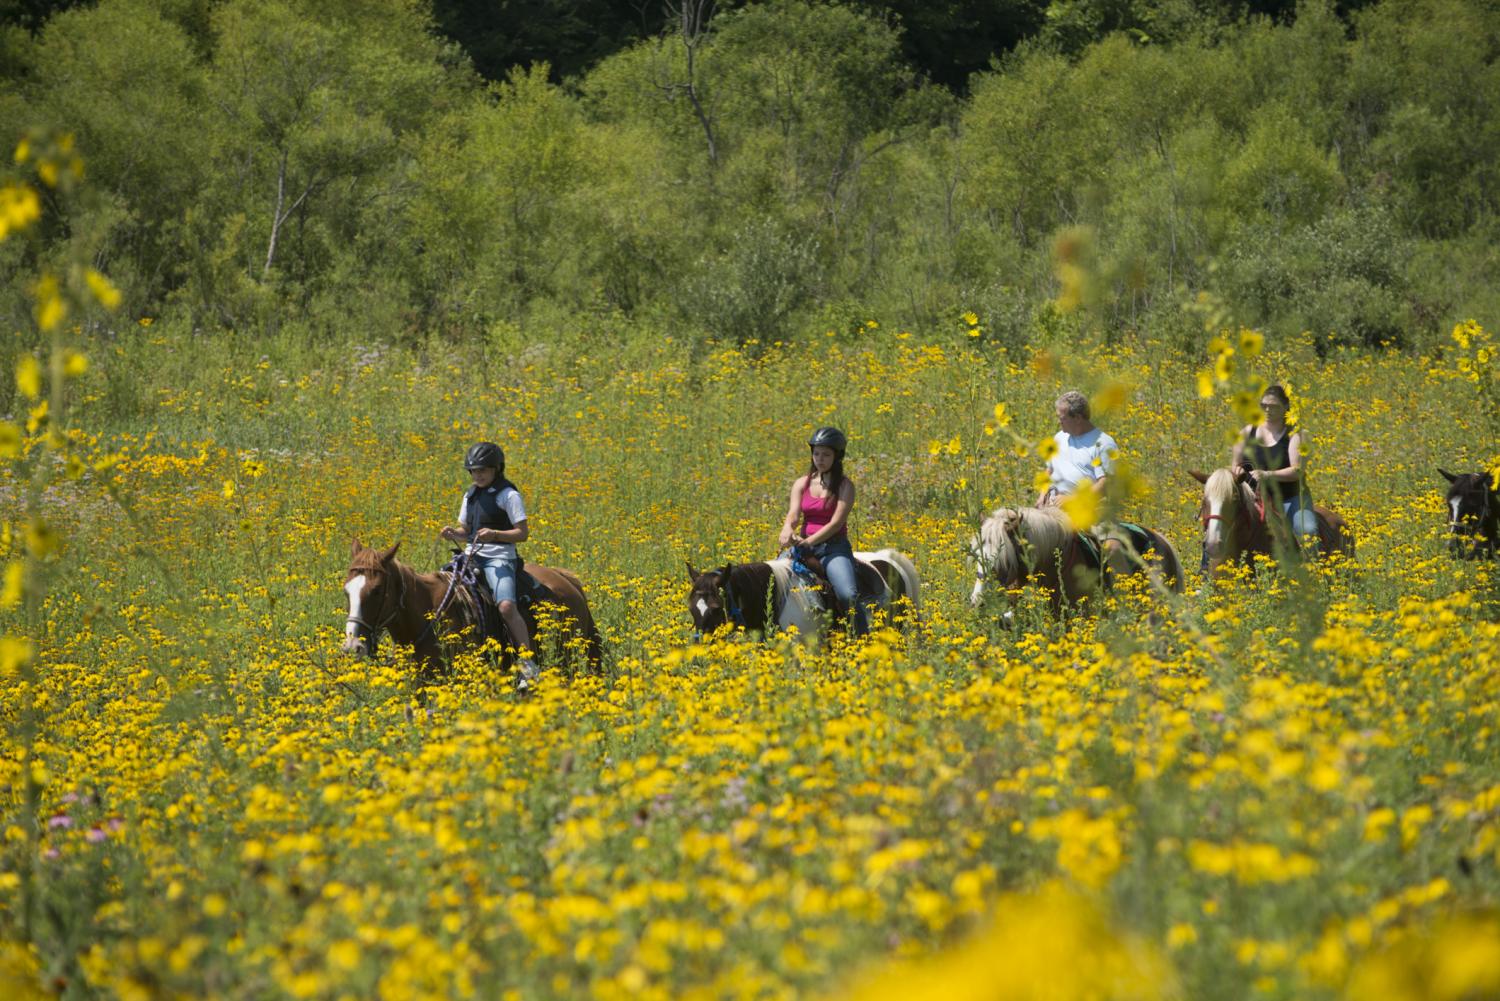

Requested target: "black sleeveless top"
[
  {"left": 463, "top": 480, "right": 520, "bottom": 534},
  {"left": 1244, "top": 425, "right": 1306, "bottom": 504}
]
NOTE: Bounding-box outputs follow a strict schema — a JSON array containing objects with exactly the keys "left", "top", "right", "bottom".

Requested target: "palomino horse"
[
  {"left": 968, "top": 507, "right": 1183, "bottom": 621},
  {"left": 342, "top": 540, "right": 602, "bottom": 680},
  {"left": 1439, "top": 468, "right": 1499, "bottom": 559},
  {"left": 686, "top": 549, "right": 920, "bottom": 639},
  {"left": 1190, "top": 468, "right": 1354, "bottom": 576}
]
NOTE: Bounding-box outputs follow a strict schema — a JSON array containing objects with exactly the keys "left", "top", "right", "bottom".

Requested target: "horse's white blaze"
[
  {"left": 1451, "top": 497, "right": 1462, "bottom": 525},
  {"left": 1205, "top": 498, "right": 1225, "bottom": 552},
  {"left": 344, "top": 575, "right": 366, "bottom": 643},
  {"left": 696, "top": 598, "right": 709, "bottom": 618},
  {"left": 968, "top": 535, "right": 993, "bottom": 607}
]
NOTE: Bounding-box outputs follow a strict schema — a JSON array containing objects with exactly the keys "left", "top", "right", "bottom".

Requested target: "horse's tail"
[
  {"left": 871, "top": 548, "right": 921, "bottom": 626},
  {"left": 1314, "top": 505, "right": 1356, "bottom": 562},
  {"left": 1146, "top": 530, "right": 1185, "bottom": 594},
  {"left": 551, "top": 567, "right": 604, "bottom": 671}
]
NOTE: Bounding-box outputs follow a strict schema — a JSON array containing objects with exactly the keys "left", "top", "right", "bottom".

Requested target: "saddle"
[
  {"left": 442, "top": 552, "right": 555, "bottom": 644},
  {"left": 790, "top": 550, "right": 885, "bottom": 615},
  {"left": 1115, "top": 522, "right": 1157, "bottom": 557},
  {"left": 1232, "top": 476, "right": 1344, "bottom": 556}
]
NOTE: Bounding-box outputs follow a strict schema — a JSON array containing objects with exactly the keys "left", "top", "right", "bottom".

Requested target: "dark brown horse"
[
  {"left": 686, "top": 548, "right": 920, "bottom": 639},
  {"left": 1440, "top": 468, "right": 1499, "bottom": 559},
  {"left": 1190, "top": 468, "right": 1354, "bottom": 576},
  {"left": 968, "top": 507, "right": 1183, "bottom": 623},
  {"left": 342, "top": 540, "right": 601, "bottom": 680}
]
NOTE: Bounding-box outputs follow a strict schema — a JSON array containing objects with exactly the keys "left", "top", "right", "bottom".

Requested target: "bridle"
[
  {"left": 1449, "top": 484, "right": 1497, "bottom": 555},
  {"left": 691, "top": 569, "right": 746, "bottom": 639},
  {"left": 346, "top": 563, "right": 406, "bottom": 645}
]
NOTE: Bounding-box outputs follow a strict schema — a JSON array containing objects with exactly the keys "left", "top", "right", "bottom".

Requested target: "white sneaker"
[{"left": 516, "top": 659, "right": 540, "bottom": 691}]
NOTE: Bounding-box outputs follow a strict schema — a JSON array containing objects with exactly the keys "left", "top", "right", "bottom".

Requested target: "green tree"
[
  {"left": 17, "top": 0, "right": 206, "bottom": 315},
  {"left": 401, "top": 65, "right": 593, "bottom": 327},
  {"left": 186, "top": 0, "right": 450, "bottom": 326}
]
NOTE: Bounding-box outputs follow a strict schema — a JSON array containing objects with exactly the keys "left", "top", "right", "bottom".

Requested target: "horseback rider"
[
  {"left": 440, "top": 442, "right": 539, "bottom": 688},
  {"left": 1036, "top": 390, "right": 1131, "bottom": 574},
  {"left": 1232, "top": 383, "right": 1318, "bottom": 554},
  {"left": 778, "top": 426, "right": 869, "bottom": 636}
]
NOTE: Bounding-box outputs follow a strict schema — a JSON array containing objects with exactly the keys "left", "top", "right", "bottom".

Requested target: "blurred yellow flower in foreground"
[{"left": 836, "top": 881, "right": 1173, "bottom": 1001}]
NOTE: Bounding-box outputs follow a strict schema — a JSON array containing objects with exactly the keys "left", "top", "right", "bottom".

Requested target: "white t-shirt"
[
  {"left": 457, "top": 485, "right": 527, "bottom": 561},
  {"left": 1048, "top": 428, "right": 1118, "bottom": 495}
]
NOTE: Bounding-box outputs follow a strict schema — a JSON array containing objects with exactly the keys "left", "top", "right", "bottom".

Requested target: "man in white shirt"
[
  {"left": 1037, "top": 390, "right": 1130, "bottom": 575},
  {"left": 1038, "top": 390, "right": 1117, "bottom": 505}
]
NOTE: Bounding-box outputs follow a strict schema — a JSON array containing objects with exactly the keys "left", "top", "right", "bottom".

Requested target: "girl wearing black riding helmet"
[
  {"left": 778, "top": 426, "right": 869, "bottom": 635},
  {"left": 440, "top": 442, "right": 539, "bottom": 687}
]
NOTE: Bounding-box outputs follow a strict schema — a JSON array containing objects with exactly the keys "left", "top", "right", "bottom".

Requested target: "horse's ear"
[
  {"left": 1439, "top": 468, "right": 1458, "bottom": 483},
  {"left": 380, "top": 543, "right": 400, "bottom": 564},
  {"left": 720, "top": 563, "right": 733, "bottom": 579},
  {"left": 351, "top": 538, "right": 363, "bottom": 557},
  {"left": 686, "top": 561, "right": 699, "bottom": 581},
  {"left": 1188, "top": 470, "right": 1208, "bottom": 484}
]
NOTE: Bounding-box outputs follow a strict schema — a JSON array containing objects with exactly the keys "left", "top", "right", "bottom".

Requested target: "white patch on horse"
[
  {"left": 1205, "top": 498, "right": 1225, "bottom": 552},
  {"left": 344, "top": 574, "right": 366, "bottom": 643},
  {"left": 1451, "top": 497, "right": 1462, "bottom": 525},
  {"left": 967, "top": 536, "right": 993, "bottom": 607},
  {"left": 768, "top": 558, "right": 821, "bottom": 640},
  {"left": 696, "top": 598, "right": 709, "bottom": 618}
]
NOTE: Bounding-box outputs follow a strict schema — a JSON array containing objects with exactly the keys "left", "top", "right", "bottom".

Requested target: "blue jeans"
[
  {"left": 807, "top": 538, "right": 868, "bottom": 636},
  {"left": 1283, "top": 494, "right": 1318, "bottom": 538},
  {"left": 474, "top": 555, "right": 518, "bottom": 606}
]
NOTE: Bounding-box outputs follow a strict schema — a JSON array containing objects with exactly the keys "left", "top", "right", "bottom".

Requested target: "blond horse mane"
[
  {"left": 977, "top": 506, "right": 1076, "bottom": 580},
  {"left": 1203, "top": 467, "right": 1247, "bottom": 510}
]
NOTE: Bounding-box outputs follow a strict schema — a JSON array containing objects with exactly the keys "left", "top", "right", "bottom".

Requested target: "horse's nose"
[{"left": 342, "top": 635, "right": 368, "bottom": 657}]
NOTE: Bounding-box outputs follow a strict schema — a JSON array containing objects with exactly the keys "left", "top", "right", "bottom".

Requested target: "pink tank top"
[{"left": 800, "top": 480, "right": 845, "bottom": 538}]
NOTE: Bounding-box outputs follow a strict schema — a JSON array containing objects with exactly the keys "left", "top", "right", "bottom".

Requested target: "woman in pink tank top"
[{"left": 778, "top": 426, "right": 867, "bottom": 635}]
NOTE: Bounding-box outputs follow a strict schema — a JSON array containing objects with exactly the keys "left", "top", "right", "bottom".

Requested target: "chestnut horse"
[
  {"left": 968, "top": 507, "right": 1183, "bottom": 623},
  {"left": 686, "top": 548, "right": 920, "bottom": 640},
  {"left": 1190, "top": 468, "right": 1354, "bottom": 576},
  {"left": 1439, "top": 468, "right": 1499, "bottom": 559},
  {"left": 342, "top": 540, "right": 601, "bottom": 680}
]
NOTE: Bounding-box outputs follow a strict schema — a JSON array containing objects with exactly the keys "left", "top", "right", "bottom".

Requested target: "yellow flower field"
[{"left": 2, "top": 321, "right": 1499, "bottom": 1001}]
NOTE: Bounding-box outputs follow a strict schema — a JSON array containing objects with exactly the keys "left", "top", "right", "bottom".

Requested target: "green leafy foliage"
[{"left": 0, "top": 0, "right": 1497, "bottom": 349}]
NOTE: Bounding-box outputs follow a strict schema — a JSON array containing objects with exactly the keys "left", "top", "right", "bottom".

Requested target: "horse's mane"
[
  {"left": 1204, "top": 468, "right": 1244, "bottom": 509},
  {"left": 348, "top": 550, "right": 394, "bottom": 575},
  {"left": 349, "top": 548, "right": 443, "bottom": 590},
  {"left": 978, "top": 506, "right": 1074, "bottom": 579}
]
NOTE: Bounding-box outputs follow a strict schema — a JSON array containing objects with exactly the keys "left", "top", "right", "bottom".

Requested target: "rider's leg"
[
  {"left": 820, "top": 541, "right": 868, "bottom": 636},
  {"left": 1285, "top": 495, "right": 1320, "bottom": 555},
  {"left": 483, "top": 561, "right": 537, "bottom": 661}
]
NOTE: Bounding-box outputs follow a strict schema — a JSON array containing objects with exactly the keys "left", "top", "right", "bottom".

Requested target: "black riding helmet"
[
  {"left": 808, "top": 426, "right": 847, "bottom": 455},
  {"left": 464, "top": 441, "right": 505, "bottom": 474}
]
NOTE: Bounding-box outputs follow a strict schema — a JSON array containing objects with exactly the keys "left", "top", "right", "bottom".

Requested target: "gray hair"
[{"left": 1056, "top": 390, "right": 1090, "bottom": 420}]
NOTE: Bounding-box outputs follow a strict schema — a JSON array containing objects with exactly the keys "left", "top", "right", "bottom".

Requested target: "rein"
[
  {"left": 721, "top": 571, "right": 747, "bottom": 628},
  {"left": 417, "top": 545, "right": 475, "bottom": 647}
]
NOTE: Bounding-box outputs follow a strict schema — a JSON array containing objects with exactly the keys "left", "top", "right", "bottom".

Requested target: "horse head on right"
[{"left": 1440, "top": 468, "right": 1499, "bottom": 559}]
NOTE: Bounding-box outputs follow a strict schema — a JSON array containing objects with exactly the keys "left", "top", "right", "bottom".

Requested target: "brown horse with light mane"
[
  {"left": 341, "top": 540, "right": 601, "bottom": 680},
  {"left": 1190, "top": 468, "right": 1354, "bottom": 577}
]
